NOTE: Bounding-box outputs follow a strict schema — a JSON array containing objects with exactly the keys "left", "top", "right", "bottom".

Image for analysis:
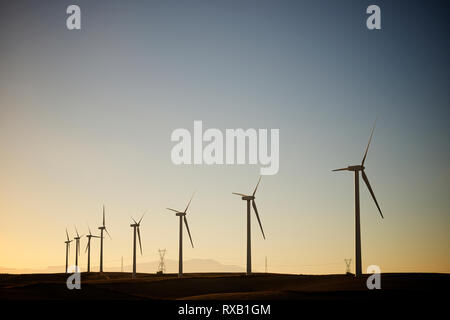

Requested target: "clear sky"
[{"left": 0, "top": 0, "right": 449, "bottom": 274}]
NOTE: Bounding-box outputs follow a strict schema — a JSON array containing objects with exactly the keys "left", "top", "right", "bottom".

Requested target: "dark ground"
[{"left": 0, "top": 272, "right": 448, "bottom": 301}]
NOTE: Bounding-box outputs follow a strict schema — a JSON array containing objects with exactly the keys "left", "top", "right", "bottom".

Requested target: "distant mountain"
[
  {"left": 0, "top": 259, "right": 243, "bottom": 274},
  {"left": 0, "top": 266, "right": 36, "bottom": 274},
  {"left": 108, "top": 258, "right": 243, "bottom": 273}
]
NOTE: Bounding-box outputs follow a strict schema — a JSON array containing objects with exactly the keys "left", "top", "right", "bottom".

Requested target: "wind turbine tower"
[
  {"left": 98, "top": 205, "right": 111, "bottom": 272},
  {"left": 333, "top": 121, "right": 384, "bottom": 277},
  {"left": 64, "top": 229, "right": 73, "bottom": 273},
  {"left": 130, "top": 213, "right": 145, "bottom": 278},
  {"left": 166, "top": 193, "right": 195, "bottom": 278},
  {"left": 232, "top": 177, "right": 267, "bottom": 275},
  {"left": 74, "top": 227, "right": 82, "bottom": 269},
  {"left": 85, "top": 227, "right": 100, "bottom": 272},
  {"left": 265, "top": 256, "right": 268, "bottom": 273}
]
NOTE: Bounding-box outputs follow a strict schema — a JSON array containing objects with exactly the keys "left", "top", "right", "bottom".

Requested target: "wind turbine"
[
  {"left": 232, "top": 177, "right": 266, "bottom": 275},
  {"left": 333, "top": 121, "right": 384, "bottom": 277},
  {"left": 166, "top": 193, "right": 195, "bottom": 278},
  {"left": 85, "top": 227, "right": 100, "bottom": 273},
  {"left": 98, "top": 205, "right": 111, "bottom": 272},
  {"left": 64, "top": 229, "right": 73, "bottom": 273},
  {"left": 130, "top": 212, "right": 145, "bottom": 278},
  {"left": 74, "top": 227, "right": 83, "bottom": 270}
]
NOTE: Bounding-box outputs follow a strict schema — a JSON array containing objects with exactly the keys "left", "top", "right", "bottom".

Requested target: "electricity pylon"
[{"left": 158, "top": 249, "right": 166, "bottom": 274}]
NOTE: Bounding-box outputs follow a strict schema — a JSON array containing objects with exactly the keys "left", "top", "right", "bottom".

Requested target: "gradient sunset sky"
[{"left": 0, "top": 0, "right": 449, "bottom": 274}]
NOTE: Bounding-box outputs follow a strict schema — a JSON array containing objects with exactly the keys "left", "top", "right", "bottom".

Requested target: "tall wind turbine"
[
  {"left": 98, "top": 205, "right": 111, "bottom": 272},
  {"left": 232, "top": 177, "right": 266, "bottom": 275},
  {"left": 130, "top": 212, "right": 145, "bottom": 278},
  {"left": 166, "top": 193, "right": 195, "bottom": 278},
  {"left": 64, "top": 229, "right": 73, "bottom": 273},
  {"left": 74, "top": 227, "right": 83, "bottom": 269},
  {"left": 85, "top": 227, "right": 100, "bottom": 273},
  {"left": 333, "top": 121, "right": 384, "bottom": 277}
]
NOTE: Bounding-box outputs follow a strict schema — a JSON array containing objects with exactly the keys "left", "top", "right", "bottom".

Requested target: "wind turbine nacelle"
[
  {"left": 348, "top": 165, "right": 365, "bottom": 171},
  {"left": 242, "top": 196, "right": 255, "bottom": 201},
  {"left": 176, "top": 212, "right": 186, "bottom": 216}
]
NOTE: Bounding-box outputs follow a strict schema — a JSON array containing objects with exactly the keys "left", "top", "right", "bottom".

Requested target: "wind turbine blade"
[
  {"left": 166, "top": 208, "right": 181, "bottom": 213},
  {"left": 75, "top": 227, "right": 79, "bottom": 238},
  {"left": 184, "top": 192, "right": 195, "bottom": 213},
  {"left": 138, "top": 211, "right": 146, "bottom": 224},
  {"left": 85, "top": 240, "right": 89, "bottom": 253},
  {"left": 137, "top": 227, "right": 142, "bottom": 255},
  {"left": 88, "top": 226, "right": 92, "bottom": 236},
  {"left": 131, "top": 216, "right": 138, "bottom": 224},
  {"left": 184, "top": 216, "right": 194, "bottom": 248},
  {"left": 361, "top": 170, "right": 384, "bottom": 219},
  {"left": 252, "top": 176, "right": 262, "bottom": 196},
  {"left": 332, "top": 167, "right": 348, "bottom": 172},
  {"left": 252, "top": 200, "right": 266, "bottom": 239},
  {"left": 232, "top": 193, "right": 248, "bottom": 197},
  {"left": 66, "top": 229, "right": 69, "bottom": 241},
  {"left": 104, "top": 227, "right": 112, "bottom": 239},
  {"left": 103, "top": 205, "right": 105, "bottom": 226},
  {"left": 362, "top": 119, "right": 377, "bottom": 166}
]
